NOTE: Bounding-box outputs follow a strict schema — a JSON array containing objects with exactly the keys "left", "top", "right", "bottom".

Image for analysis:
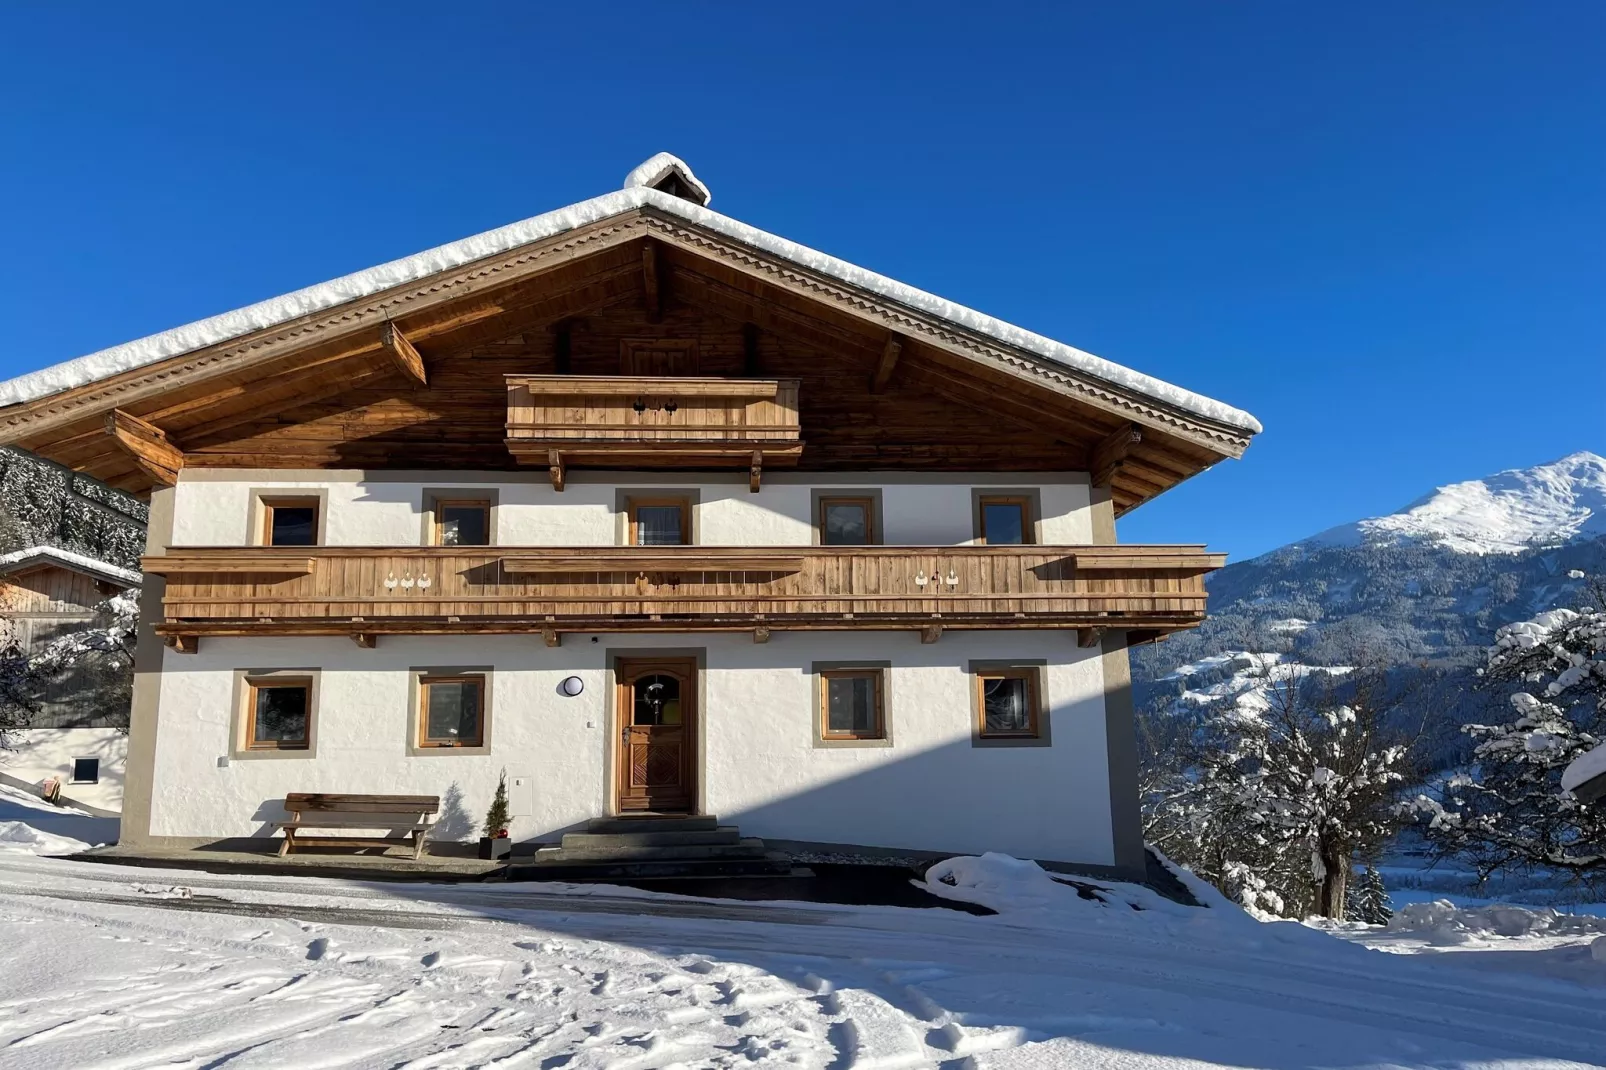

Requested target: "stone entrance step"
[{"left": 504, "top": 815, "right": 793, "bottom": 881}]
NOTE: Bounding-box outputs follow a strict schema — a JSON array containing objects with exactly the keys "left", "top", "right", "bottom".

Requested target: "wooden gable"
[{"left": 0, "top": 208, "right": 1252, "bottom": 514}]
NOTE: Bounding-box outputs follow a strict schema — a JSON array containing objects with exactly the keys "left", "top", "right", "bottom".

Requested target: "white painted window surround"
[{"left": 169, "top": 473, "right": 1096, "bottom": 547}]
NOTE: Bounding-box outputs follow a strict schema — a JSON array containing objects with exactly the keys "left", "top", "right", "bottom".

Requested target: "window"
[
  {"left": 260, "top": 497, "right": 319, "bottom": 547},
  {"left": 819, "top": 497, "right": 875, "bottom": 546},
  {"left": 978, "top": 495, "right": 1033, "bottom": 545},
  {"left": 418, "top": 675, "right": 485, "bottom": 747},
  {"left": 820, "top": 669, "right": 884, "bottom": 740},
  {"left": 975, "top": 668, "right": 1040, "bottom": 738},
  {"left": 433, "top": 499, "right": 491, "bottom": 546},
  {"left": 71, "top": 757, "right": 100, "bottom": 784},
  {"left": 628, "top": 496, "right": 690, "bottom": 546},
  {"left": 245, "top": 678, "right": 313, "bottom": 750}
]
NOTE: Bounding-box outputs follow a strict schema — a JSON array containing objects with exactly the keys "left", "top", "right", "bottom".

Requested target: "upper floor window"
[
  {"left": 819, "top": 496, "right": 876, "bottom": 546},
  {"left": 977, "top": 495, "right": 1034, "bottom": 545},
  {"left": 432, "top": 498, "right": 491, "bottom": 546},
  {"left": 628, "top": 496, "right": 691, "bottom": 545},
  {"left": 259, "top": 497, "right": 320, "bottom": 547}
]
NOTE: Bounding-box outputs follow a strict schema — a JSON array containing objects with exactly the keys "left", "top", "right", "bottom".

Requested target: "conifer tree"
[
  {"left": 482, "top": 771, "right": 511, "bottom": 838},
  {"left": 1346, "top": 865, "right": 1393, "bottom": 924}
]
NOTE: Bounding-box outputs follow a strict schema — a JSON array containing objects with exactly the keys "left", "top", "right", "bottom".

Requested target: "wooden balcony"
[
  {"left": 142, "top": 544, "right": 1225, "bottom": 650},
  {"left": 505, "top": 375, "right": 803, "bottom": 490}
]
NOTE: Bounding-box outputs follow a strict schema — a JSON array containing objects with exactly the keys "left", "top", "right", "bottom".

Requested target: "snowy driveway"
[{"left": 1, "top": 852, "right": 1603, "bottom": 1069}]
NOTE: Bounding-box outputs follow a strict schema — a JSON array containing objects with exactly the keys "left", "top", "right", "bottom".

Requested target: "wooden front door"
[{"left": 615, "top": 657, "right": 697, "bottom": 813}]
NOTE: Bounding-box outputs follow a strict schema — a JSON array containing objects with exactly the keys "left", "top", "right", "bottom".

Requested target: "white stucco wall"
[
  {"left": 170, "top": 472, "right": 1095, "bottom": 548},
  {"left": 1, "top": 727, "right": 127, "bottom": 812},
  {"left": 147, "top": 631, "right": 1114, "bottom": 864}
]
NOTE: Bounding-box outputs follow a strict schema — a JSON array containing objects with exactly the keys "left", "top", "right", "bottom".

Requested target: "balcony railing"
[
  {"left": 142, "top": 544, "right": 1225, "bottom": 650},
  {"left": 505, "top": 375, "right": 803, "bottom": 489}
]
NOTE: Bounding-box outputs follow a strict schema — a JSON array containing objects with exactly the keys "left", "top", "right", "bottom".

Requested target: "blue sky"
[{"left": 2, "top": 4, "right": 1601, "bottom": 560}]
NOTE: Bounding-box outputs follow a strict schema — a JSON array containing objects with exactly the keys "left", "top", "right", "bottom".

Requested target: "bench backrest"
[{"left": 285, "top": 793, "right": 440, "bottom": 815}]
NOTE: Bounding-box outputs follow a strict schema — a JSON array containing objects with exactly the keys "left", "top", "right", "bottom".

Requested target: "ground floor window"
[
  {"left": 245, "top": 678, "right": 313, "bottom": 750},
  {"left": 419, "top": 675, "right": 485, "bottom": 747},
  {"left": 818, "top": 668, "right": 885, "bottom": 741},
  {"left": 70, "top": 757, "right": 100, "bottom": 783},
  {"left": 974, "top": 667, "right": 1042, "bottom": 739}
]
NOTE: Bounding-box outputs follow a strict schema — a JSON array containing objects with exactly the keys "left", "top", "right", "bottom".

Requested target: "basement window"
[{"left": 71, "top": 757, "right": 100, "bottom": 784}]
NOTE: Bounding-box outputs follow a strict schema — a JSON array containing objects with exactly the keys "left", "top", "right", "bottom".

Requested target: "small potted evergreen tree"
[{"left": 478, "top": 771, "right": 512, "bottom": 860}]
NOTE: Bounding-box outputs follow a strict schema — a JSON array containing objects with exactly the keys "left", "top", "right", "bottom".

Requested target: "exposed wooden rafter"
[
  {"left": 869, "top": 334, "right": 904, "bottom": 394},
  {"left": 749, "top": 450, "right": 763, "bottom": 493},
  {"left": 1078, "top": 626, "right": 1105, "bottom": 649},
  {"left": 642, "top": 242, "right": 662, "bottom": 322},
  {"left": 380, "top": 323, "right": 428, "bottom": 386},
  {"left": 352, "top": 632, "right": 377, "bottom": 649},
  {"left": 104, "top": 409, "right": 184, "bottom": 486},
  {"left": 1091, "top": 424, "right": 1142, "bottom": 489}
]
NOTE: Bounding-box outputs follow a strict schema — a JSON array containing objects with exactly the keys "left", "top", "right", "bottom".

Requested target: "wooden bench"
[{"left": 273, "top": 793, "right": 439, "bottom": 860}]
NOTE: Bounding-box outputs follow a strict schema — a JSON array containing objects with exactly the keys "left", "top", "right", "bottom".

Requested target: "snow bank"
[
  {"left": 1387, "top": 898, "right": 1606, "bottom": 945},
  {"left": 0, "top": 156, "right": 1260, "bottom": 435},
  {"left": 0, "top": 820, "right": 91, "bottom": 856},
  {"left": 923, "top": 852, "right": 1066, "bottom": 912}
]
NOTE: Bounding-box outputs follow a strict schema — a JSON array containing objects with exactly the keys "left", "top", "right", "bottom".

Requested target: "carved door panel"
[{"left": 615, "top": 658, "right": 696, "bottom": 812}]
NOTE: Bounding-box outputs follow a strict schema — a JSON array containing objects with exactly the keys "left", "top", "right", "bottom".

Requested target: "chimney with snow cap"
[{"left": 623, "top": 152, "right": 711, "bottom": 207}]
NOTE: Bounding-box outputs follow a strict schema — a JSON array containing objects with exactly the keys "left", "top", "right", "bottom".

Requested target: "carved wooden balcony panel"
[
  {"left": 505, "top": 376, "right": 803, "bottom": 488},
  {"left": 142, "top": 545, "right": 1226, "bottom": 647}
]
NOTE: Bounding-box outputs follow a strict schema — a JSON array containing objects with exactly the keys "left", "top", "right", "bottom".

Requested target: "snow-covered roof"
[
  {"left": 1562, "top": 744, "right": 1606, "bottom": 803},
  {"left": 0, "top": 546, "right": 141, "bottom": 588},
  {"left": 0, "top": 154, "right": 1260, "bottom": 435}
]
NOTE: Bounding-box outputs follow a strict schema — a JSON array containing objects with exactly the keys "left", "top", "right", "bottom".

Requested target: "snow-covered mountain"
[
  {"left": 1134, "top": 451, "right": 1606, "bottom": 762},
  {"left": 1304, "top": 451, "right": 1606, "bottom": 556}
]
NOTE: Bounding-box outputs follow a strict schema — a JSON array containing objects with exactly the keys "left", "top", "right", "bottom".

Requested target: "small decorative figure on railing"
[
  {"left": 384, "top": 572, "right": 399, "bottom": 591},
  {"left": 633, "top": 397, "right": 646, "bottom": 414},
  {"left": 401, "top": 573, "right": 415, "bottom": 589},
  {"left": 914, "top": 569, "right": 929, "bottom": 587},
  {"left": 417, "top": 574, "right": 432, "bottom": 590},
  {"left": 944, "top": 567, "right": 959, "bottom": 587},
  {"left": 664, "top": 398, "right": 678, "bottom": 414}
]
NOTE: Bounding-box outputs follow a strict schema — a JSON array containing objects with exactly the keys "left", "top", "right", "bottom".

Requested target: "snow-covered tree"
[
  {"left": 1145, "top": 664, "right": 1419, "bottom": 919},
  {"left": 1418, "top": 588, "right": 1606, "bottom": 881},
  {"left": 1346, "top": 864, "right": 1393, "bottom": 924}
]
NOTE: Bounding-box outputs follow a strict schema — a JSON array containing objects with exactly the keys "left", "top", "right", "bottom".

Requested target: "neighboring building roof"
[
  {"left": 0, "top": 546, "right": 141, "bottom": 589},
  {"left": 1563, "top": 744, "right": 1606, "bottom": 805},
  {"left": 0, "top": 154, "right": 1259, "bottom": 436}
]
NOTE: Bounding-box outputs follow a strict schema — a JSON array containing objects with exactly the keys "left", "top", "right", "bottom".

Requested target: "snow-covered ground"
[
  {"left": 0, "top": 782, "right": 117, "bottom": 854},
  {"left": 1158, "top": 650, "right": 1353, "bottom": 717},
  {"left": 2, "top": 845, "right": 1605, "bottom": 1068}
]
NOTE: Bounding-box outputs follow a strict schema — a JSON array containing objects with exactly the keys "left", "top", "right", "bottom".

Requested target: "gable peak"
[{"left": 623, "top": 152, "right": 711, "bottom": 207}]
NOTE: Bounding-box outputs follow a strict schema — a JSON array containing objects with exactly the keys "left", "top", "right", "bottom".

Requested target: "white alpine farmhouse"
[{"left": 0, "top": 154, "right": 1259, "bottom": 875}]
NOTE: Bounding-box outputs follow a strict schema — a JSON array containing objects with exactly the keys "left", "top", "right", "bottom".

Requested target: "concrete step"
[
  {"left": 504, "top": 855, "right": 795, "bottom": 882},
  {"left": 562, "top": 826, "right": 743, "bottom": 849},
  {"left": 585, "top": 815, "right": 719, "bottom": 835},
  {"left": 532, "top": 838, "right": 769, "bottom": 865}
]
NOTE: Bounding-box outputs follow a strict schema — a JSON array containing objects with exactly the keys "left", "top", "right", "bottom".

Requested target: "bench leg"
[
  {"left": 412, "top": 830, "right": 425, "bottom": 861},
  {"left": 279, "top": 828, "right": 294, "bottom": 857}
]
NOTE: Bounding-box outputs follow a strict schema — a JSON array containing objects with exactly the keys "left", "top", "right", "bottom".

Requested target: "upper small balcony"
[{"left": 505, "top": 375, "right": 803, "bottom": 490}]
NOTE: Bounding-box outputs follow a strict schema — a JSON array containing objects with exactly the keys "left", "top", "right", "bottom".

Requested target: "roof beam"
[
  {"left": 104, "top": 409, "right": 184, "bottom": 486},
  {"left": 642, "top": 242, "right": 662, "bottom": 322},
  {"left": 869, "top": 334, "right": 904, "bottom": 393},
  {"left": 1091, "top": 424, "right": 1142, "bottom": 489},
  {"left": 380, "top": 323, "right": 428, "bottom": 386}
]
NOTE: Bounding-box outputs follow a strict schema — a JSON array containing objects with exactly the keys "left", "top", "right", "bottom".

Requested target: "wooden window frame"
[
  {"left": 818, "top": 668, "right": 886, "bottom": 741},
  {"left": 626, "top": 495, "right": 693, "bottom": 546},
  {"left": 817, "top": 495, "right": 878, "bottom": 547},
  {"left": 973, "top": 667, "right": 1042, "bottom": 739},
  {"left": 976, "top": 494, "right": 1035, "bottom": 546},
  {"left": 416, "top": 674, "right": 486, "bottom": 749},
  {"left": 243, "top": 676, "right": 314, "bottom": 751},
  {"left": 430, "top": 498, "right": 493, "bottom": 547},
  {"left": 257, "top": 495, "right": 322, "bottom": 548}
]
